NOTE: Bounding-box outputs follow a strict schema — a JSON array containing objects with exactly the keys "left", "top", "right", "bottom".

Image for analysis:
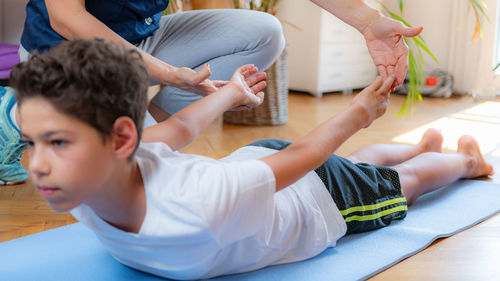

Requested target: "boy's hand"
[
  {"left": 226, "top": 64, "right": 267, "bottom": 111},
  {"left": 350, "top": 76, "right": 395, "bottom": 128}
]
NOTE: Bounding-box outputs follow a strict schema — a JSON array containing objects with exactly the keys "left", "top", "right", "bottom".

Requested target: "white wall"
[
  {"left": 0, "top": 0, "right": 28, "bottom": 44},
  {"left": 382, "top": 0, "right": 454, "bottom": 71}
]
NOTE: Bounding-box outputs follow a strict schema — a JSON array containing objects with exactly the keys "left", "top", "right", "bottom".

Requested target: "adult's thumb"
[
  {"left": 403, "top": 26, "right": 423, "bottom": 38},
  {"left": 195, "top": 64, "right": 211, "bottom": 82}
]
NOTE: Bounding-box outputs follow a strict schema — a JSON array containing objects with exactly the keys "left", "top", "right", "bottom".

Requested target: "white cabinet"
[{"left": 277, "top": 0, "right": 377, "bottom": 96}]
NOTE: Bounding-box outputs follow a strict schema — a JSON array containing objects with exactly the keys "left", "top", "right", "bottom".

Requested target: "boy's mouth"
[{"left": 37, "top": 186, "right": 61, "bottom": 198}]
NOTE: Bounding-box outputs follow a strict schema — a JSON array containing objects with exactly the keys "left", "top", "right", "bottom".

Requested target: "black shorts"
[{"left": 247, "top": 139, "right": 407, "bottom": 234}]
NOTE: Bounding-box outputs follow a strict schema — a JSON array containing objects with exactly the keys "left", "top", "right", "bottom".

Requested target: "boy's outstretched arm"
[
  {"left": 261, "top": 76, "right": 394, "bottom": 191},
  {"left": 142, "top": 65, "right": 267, "bottom": 151}
]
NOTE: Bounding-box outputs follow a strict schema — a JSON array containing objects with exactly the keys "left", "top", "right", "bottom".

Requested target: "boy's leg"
[
  {"left": 138, "top": 9, "right": 285, "bottom": 116},
  {"left": 346, "top": 128, "right": 443, "bottom": 166},
  {"left": 0, "top": 87, "right": 28, "bottom": 185},
  {"left": 395, "top": 135, "right": 494, "bottom": 205}
]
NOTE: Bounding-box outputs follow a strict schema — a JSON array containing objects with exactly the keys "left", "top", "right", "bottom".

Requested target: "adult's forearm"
[
  {"left": 45, "top": 0, "right": 174, "bottom": 84},
  {"left": 310, "top": 0, "right": 382, "bottom": 32}
]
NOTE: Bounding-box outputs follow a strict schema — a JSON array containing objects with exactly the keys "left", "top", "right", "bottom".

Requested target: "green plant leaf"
[
  {"left": 380, "top": 1, "right": 439, "bottom": 117},
  {"left": 494, "top": 62, "right": 500, "bottom": 71},
  {"left": 469, "top": 0, "right": 488, "bottom": 18},
  {"left": 413, "top": 36, "right": 439, "bottom": 64}
]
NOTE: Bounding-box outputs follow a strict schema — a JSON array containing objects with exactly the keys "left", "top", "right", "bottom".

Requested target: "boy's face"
[{"left": 19, "top": 98, "right": 116, "bottom": 212}]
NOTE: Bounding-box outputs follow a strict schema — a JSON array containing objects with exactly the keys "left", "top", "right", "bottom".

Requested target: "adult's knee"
[
  {"left": 252, "top": 11, "right": 285, "bottom": 49},
  {"left": 232, "top": 10, "right": 285, "bottom": 69}
]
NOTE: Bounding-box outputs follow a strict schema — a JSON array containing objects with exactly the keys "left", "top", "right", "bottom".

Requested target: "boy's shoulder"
[
  {"left": 137, "top": 141, "right": 213, "bottom": 163},
  {"left": 138, "top": 141, "right": 174, "bottom": 154},
  {"left": 137, "top": 141, "right": 279, "bottom": 163}
]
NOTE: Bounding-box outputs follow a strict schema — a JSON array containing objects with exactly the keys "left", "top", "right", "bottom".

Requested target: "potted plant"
[{"left": 233, "top": 0, "right": 280, "bottom": 15}]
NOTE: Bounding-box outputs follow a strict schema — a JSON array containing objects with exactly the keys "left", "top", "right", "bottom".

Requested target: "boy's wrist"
[
  {"left": 219, "top": 83, "right": 244, "bottom": 109},
  {"left": 347, "top": 102, "right": 371, "bottom": 128}
]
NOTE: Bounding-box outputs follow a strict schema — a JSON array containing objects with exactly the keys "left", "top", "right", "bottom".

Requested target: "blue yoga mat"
[{"left": 1, "top": 180, "right": 499, "bottom": 281}]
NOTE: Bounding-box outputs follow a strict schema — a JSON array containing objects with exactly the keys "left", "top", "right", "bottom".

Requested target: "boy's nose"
[{"left": 28, "top": 148, "right": 50, "bottom": 178}]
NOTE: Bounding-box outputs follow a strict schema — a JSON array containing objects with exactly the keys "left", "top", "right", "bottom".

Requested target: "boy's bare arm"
[
  {"left": 261, "top": 76, "right": 394, "bottom": 191},
  {"left": 142, "top": 65, "right": 266, "bottom": 151}
]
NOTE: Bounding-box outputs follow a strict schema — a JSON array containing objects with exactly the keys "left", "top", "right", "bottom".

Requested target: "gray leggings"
[{"left": 137, "top": 9, "right": 285, "bottom": 115}]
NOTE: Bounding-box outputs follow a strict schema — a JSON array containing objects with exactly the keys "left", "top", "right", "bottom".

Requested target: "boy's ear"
[{"left": 111, "top": 117, "right": 138, "bottom": 159}]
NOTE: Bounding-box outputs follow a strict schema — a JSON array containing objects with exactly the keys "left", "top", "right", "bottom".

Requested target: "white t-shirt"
[{"left": 71, "top": 142, "right": 347, "bottom": 280}]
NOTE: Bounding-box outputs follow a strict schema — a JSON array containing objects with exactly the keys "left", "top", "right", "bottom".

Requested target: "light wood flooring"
[{"left": 1, "top": 91, "right": 500, "bottom": 280}]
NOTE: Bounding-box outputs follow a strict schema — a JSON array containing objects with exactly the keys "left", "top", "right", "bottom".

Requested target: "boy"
[{"left": 9, "top": 39, "right": 493, "bottom": 280}]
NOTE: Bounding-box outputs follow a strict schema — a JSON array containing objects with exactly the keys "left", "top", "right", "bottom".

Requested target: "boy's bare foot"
[
  {"left": 457, "top": 135, "right": 494, "bottom": 178},
  {"left": 418, "top": 128, "right": 443, "bottom": 154}
]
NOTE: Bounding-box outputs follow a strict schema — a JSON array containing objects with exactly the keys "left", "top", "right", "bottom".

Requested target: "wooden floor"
[{"left": 1, "top": 91, "right": 500, "bottom": 280}]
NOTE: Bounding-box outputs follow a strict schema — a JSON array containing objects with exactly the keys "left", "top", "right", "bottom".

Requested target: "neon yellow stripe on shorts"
[
  {"left": 339, "top": 197, "right": 407, "bottom": 216},
  {"left": 343, "top": 205, "right": 408, "bottom": 222}
]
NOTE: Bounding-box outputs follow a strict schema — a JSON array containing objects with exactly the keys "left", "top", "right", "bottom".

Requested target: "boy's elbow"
[
  {"left": 170, "top": 117, "right": 197, "bottom": 146},
  {"left": 285, "top": 142, "right": 326, "bottom": 170},
  {"left": 178, "top": 124, "right": 196, "bottom": 145}
]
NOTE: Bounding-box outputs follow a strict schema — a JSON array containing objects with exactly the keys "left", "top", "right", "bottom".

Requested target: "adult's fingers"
[
  {"left": 394, "top": 53, "right": 408, "bottom": 86},
  {"left": 377, "top": 65, "right": 388, "bottom": 82}
]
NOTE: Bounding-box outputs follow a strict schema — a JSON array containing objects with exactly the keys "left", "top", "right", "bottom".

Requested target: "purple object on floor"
[{"left": 0, "top": 44, "right": 20, "bottom": 79}]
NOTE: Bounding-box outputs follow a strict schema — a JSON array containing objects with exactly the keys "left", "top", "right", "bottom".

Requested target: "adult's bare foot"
[
  {"left": 418, "top": 128, "right": 443, "bottom": 154},
  {"left": 457, "top": 135, "right": 494, "bottom": 178}
]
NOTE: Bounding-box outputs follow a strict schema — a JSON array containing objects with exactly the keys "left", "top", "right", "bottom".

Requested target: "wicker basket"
[{"left": 223, "top": 47, "right": 289, "bottom": 126}]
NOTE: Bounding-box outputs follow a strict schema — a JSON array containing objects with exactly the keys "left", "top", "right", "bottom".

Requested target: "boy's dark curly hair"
[{"left": 10, "top": 39, "right": 149, "bottom": 150}]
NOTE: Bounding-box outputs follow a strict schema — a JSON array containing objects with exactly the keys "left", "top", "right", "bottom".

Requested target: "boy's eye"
[
  {"left": 51, "top": 140, "right": 68, "bottom": 147},
  {"left": 21, "top": 140, "right": 34, "bottom": 147}
]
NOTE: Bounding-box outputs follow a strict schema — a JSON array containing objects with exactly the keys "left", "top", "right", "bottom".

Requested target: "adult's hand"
[
  {"left": 361, "top": 17, "right": 422, "bottom": 88},
  {"left": 168, "top": 64, "right": 228, "bottom": 97}
]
